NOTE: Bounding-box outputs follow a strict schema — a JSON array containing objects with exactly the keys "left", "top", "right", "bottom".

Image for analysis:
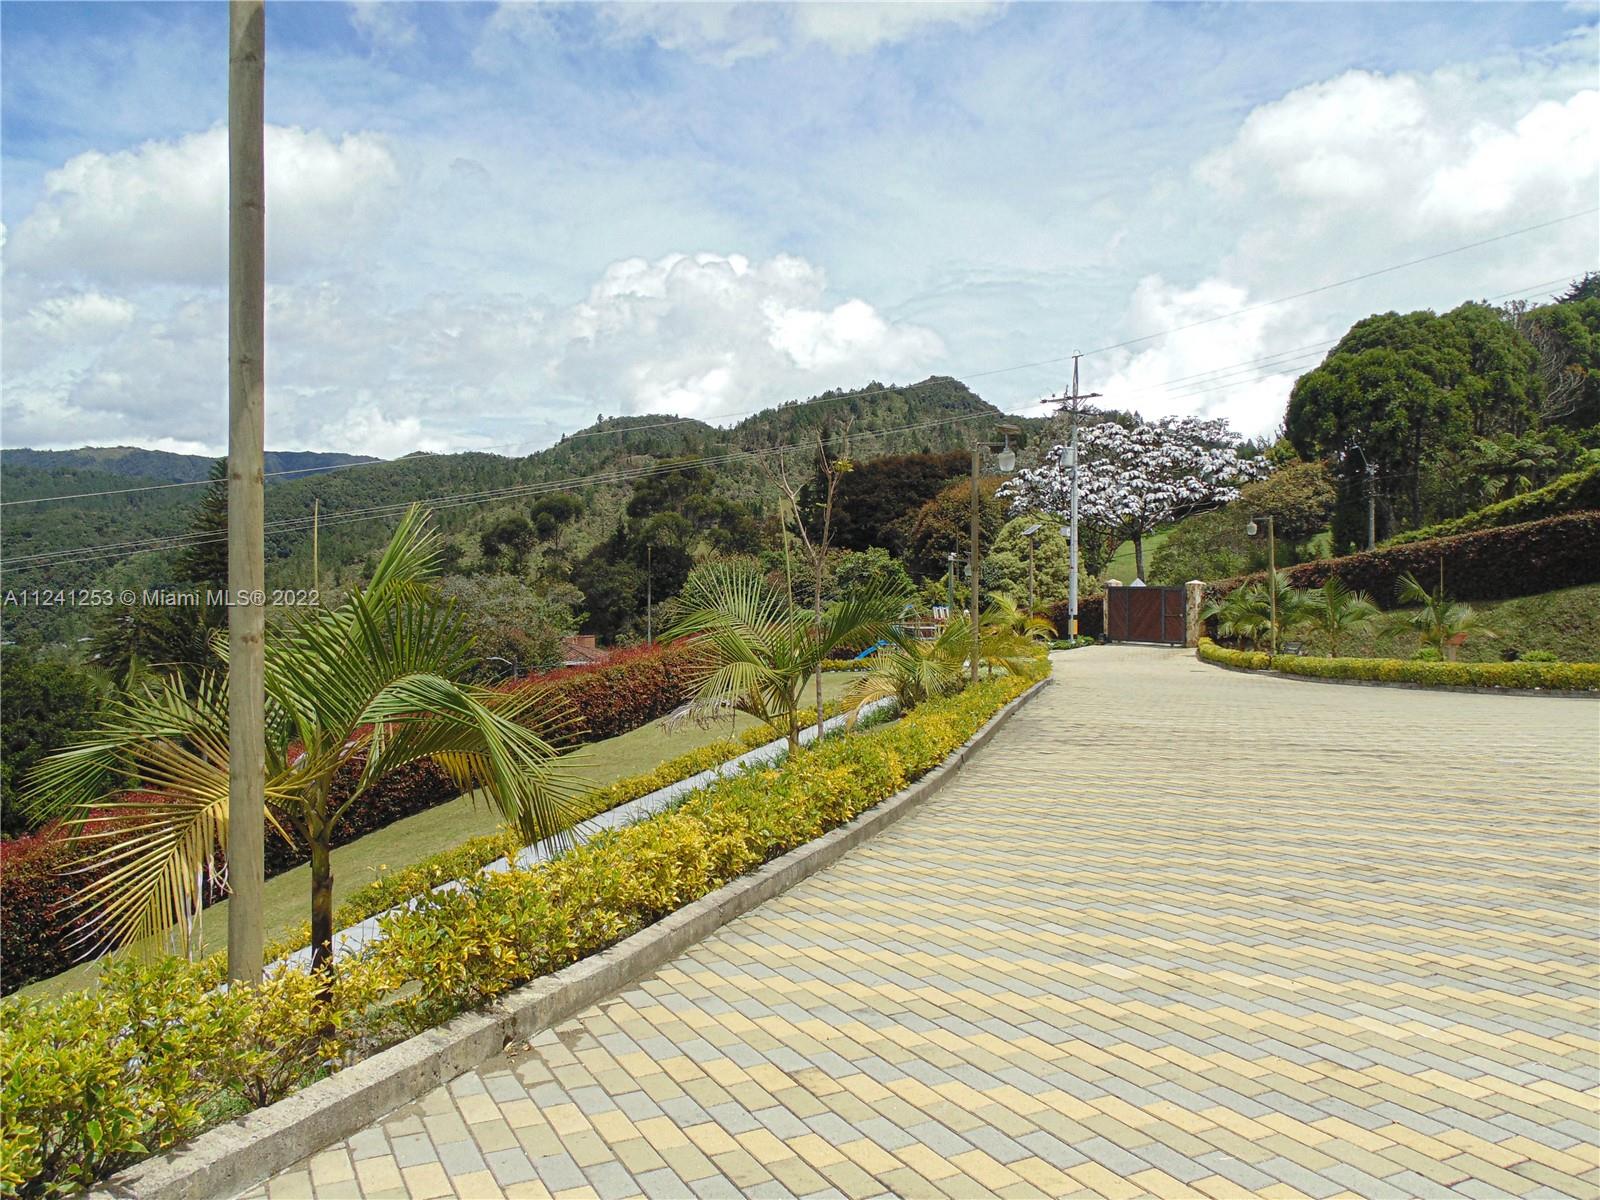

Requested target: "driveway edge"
[{"left": 89, "top": 677, "right": 1048, "bottom": 1200}]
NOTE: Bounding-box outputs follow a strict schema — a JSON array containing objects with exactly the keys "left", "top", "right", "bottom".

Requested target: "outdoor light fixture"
[
  {"left": 1020, "top": 523, "right": 1041, "bottom": 537},
  {"left": 1247, "top": 514, "right": 1278, "bottom": 654},
  {"left": 969, "top": 423, "right": 1022, "bottom": 681}
]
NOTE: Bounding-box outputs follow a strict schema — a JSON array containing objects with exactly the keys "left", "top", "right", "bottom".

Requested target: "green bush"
[
  {"left": 1196, "top": 638, "right": 1600, "bottom": 691},
  {"left": 2, "top": 674, "right": 1033, "bottom": 1196},
  {"left": 208, "top": 699, "right": 852, "bottom": 986},
  {"left": 1520, "top": 649, "right": 1559, "bottom": 663},
  {"left": 1385, "top": 460, "right": 1600, "bottom": 546}
]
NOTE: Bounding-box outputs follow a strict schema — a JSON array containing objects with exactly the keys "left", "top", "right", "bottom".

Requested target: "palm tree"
[
  {"left": 1203, "top": 583, "right": 1271, "bottom": 648},
  {"left": 1392, "top": 571, "right": 1493, "bottom": 659},
  {"left": 1300, "top": 576, "right": 1379, "bottom": 657},
  {"left": 844, "top": 617, "right": 973, "bottom": 718},
  {"left": 982, "top": 594, "right": 1058, "bottom": 645},
  {"left": 663, "top": 561, "right": 905, "bottom": 750},
  {"left": 25, "top": 507, "right": 580, "bottom": 998}
]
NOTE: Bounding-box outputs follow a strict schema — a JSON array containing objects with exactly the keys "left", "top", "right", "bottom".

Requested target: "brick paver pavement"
[{"left": 244, "top": 647, "right": 1600, "bottom": 1200}]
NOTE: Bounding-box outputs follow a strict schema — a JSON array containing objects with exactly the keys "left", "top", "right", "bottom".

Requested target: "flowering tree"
[{"left": 1002, "top": 417, "right": 1268, "bottom": 582}]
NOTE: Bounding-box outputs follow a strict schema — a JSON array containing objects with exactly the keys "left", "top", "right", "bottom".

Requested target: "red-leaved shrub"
[{"left": 1205, "top": 512, "right": 1600, "bottom": 608}]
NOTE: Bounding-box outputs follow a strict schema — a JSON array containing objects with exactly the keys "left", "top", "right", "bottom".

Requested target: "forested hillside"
[{"left": 0, "top": 376, "right": 1027, "bottom": 647}]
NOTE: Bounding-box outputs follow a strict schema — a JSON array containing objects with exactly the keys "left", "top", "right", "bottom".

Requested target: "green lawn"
[
  {"left": 1102, "top": 528, "right": 1174, "bottom": 584},
  {"left": 19, "top": 673, "right": 857, "bottom": 1001},
  {"left": 1288, "top": 584, "right": 1600, "bottom": 663}
]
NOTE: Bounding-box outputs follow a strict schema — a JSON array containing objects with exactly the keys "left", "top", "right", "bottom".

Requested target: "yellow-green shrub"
[
  {"left": 1197, "top": 638, "right": 1599, "bottom": 691},
  {"left": 4, "top": 675, "right": 1036, "bottom": 1196}
]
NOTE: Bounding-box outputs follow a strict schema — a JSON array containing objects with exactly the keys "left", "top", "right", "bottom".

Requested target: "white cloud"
[
  {"left": 481, "top": 1, "right": 1004, "bottom": 66},
  {"left": 1194, "top": 63, "right": 1598, "bottom": 245},
  {"left": 8, "top": 125, "right": 399, "bottom": 285},
  {"left": 26, "top": 291, "right": 135, "bottom": 338},
  {"left": 1, "top": 251, "right": 944, "bottom": 452},
  {"left": 1085, "top": 276, "right": 1321, "bottom": 439},
  {"left": 552, "top": 252, "right": 944, "bottom": 419},
  {"left": 791, "top": 2, "right": 1002, "bottom": 55},
  {"left": 348, "top": 1, "right": 418, "bottom": 52}
]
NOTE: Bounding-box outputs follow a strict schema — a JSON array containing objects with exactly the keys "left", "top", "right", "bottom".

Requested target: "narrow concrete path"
[{"left": 246, "top": 648, "right": 1600, "bottom": 1200}]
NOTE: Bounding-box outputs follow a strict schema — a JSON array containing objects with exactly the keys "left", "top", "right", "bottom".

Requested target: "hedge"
[
  {"left": 2, "top": 757, "right": 457, "bottom": 995},
  {"left": 1042, "top": 594, "right": 1105, "bottom": 640},
  {"left": 1196, "top": 638, "right": 1600, "bottom": 691},
  {"left": 1, "top": 643, "right": 701, "bottom": 996},
  {"left": 1207, "top": 512, "right": 1600, "bottom": 608},
  {"left": 1384, "top": 461, "right": 1600, "bottom": 547},
  {"left": 0, "top": 673, "right": 1034, "bottom": 1198},
  {"left": 520, "top": 642, "right": 698, "bottom": 745}
]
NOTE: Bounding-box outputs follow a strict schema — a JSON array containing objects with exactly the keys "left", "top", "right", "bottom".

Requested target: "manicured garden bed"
[
  {"left": 0, "top": 672, "right": 1036, "bottom": 1197},
  {"left": 1197, "top": 638, "right": 1600, "bottom": 692}
]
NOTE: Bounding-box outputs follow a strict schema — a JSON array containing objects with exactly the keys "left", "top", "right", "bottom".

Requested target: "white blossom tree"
[{"left": 1001, "top": 417, "right": 1269, "bottom": 582}]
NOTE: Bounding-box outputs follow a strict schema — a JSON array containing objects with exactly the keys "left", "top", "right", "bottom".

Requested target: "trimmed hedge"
[
  {"left": 519, "top": 642, "right": 698, "bottom": 745},
  {"left": 296, "top": 698, "right": 851, "bottom": 955},
  {"left": 0, "top": 829, "right": 82, "bottom": 994},
  {"left": 0, "top": 674, "right": 1035, "bottom": 1197},
  {"left": 1196, "top": 638, "right": 1600, "bottom": 691},
  {"left": 1043, "top": 594, "right": 1104, "bottom": 640},
  {"left": 0, "top": 645, "right": 704, "bottom": 996},
  {"left": 1208, "top": 513, "right": 1600, "bottom": 608},
  {"left": 1384, "top": 462, "right": 1600, "bottom": 547},
  {"left": 2, "top": 757, "right": 459, "bottom": 996}
]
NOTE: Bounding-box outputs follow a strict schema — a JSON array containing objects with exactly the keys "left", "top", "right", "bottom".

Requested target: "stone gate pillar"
[{"left": 1185, "top": 580, "right": 1205, "bottom": 648}]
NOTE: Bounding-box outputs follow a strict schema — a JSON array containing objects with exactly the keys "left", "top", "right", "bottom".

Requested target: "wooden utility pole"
[
  {"left": 311, "top": 498, "right": 320, "bottom": 595},
  {"left": 969, "top": 448, "right": 982, "bottom": 684},
  {"left": 1044, "top": 354, "right": 1101, "bottom": 635},
  {"left": 227, "top": 0, "right": 266, "bottom": 985}
]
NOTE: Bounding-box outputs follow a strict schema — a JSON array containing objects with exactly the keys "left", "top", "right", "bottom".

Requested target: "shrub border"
[
  {"left": 87, "top": 678, "right": 1049, "bottom": 1200},
  {"left": 1195, "top": 638, "right": 1600, "bottom": 698}
]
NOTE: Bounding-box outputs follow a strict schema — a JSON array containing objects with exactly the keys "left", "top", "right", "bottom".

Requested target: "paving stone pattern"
[{"left": 243, "top": 648, "right": 1600, "bottom": 1200}]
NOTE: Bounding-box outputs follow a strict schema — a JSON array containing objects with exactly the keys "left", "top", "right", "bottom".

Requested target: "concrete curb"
[
  {"left": 1196, "top": 654, "right": 1598, "bottom": 700},
  {"left": 90, "top": 678, "right": 1048, "bottom": 1200}
]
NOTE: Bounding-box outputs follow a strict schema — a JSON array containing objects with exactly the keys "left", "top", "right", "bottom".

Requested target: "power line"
[
  {"left": 0, "top": 408, "right": 1003, "bottom": 574},
  {"left": 7, "top": 218, "right": 1591, "bottom": 510},
  {"left": 5, "top": 264, "right": 1587, "bottom": 574},
  {"left": 968, "top": 211, "right": 1598, "bottom": 380}
]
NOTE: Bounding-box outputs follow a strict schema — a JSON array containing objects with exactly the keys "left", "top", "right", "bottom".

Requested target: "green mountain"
[{"left": 1, "top": 377, "right": 1035, "bottom": 647}]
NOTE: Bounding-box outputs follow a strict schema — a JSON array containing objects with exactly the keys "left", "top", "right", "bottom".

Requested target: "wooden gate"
[{"left": 1104, "top": 585, "right": 1186, "bottom": 645}]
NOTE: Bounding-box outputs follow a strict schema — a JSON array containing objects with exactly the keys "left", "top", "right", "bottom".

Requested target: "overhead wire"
[
  {"left": 4, "top": 266, "right": 1589, "bottom": 574},
  {"left": 6, "top": 215, "right": 1591, "bottom": 510}
]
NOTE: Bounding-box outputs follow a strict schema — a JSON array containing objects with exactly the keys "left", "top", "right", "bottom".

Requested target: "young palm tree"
[
  {"left": 1392, "top": 570, "right": 1493, "bottom": 658},
  {"left": 1203, "top": 583, "right": 1271, "bottom": 648},
  {"left": 663, "top": 561, "right": 905, "bottom": 750},
  {"left": 844, "top": 617, "right": 973, "bottom": 718},
  {"left": 25, "top": 507, "right": 580, "bottom": 996},
  {"left": 1300, "top": 576, "right": 1379, "bottom": 657},
  {"left": 981, "top": 594, "right": 1058, "bottom": 645}
]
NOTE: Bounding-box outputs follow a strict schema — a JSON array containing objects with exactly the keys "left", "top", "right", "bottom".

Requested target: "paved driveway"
[{"left": 246, "top": 647, "right": 1600, "bottom": 1200}]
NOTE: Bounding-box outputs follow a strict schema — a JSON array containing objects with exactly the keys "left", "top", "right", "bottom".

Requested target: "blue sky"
[{"left": 2, "top": 1, "right": 1596, "bottom": 456}]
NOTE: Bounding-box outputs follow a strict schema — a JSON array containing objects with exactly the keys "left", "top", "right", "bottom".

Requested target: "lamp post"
[
  {"left": 1246, "top": 514, "right": 1277, "bottom": 654},
  {"left": 645, "top": 543, "right": 653, "bottom": 647},
  {"left": 945, "top": 550, "right": 958, "bottom": 616},
  {"left": 970, "top": 425, "right": 1019, "bottom": 682},
  {"left": 1019, "top": 523, "right": 1042, "bottom": 613},
  {"left": 1348, "top": 444, "right": 1377, "bottom": 550}
]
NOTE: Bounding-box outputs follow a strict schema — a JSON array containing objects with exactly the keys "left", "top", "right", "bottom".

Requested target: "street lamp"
[
  {"left": 1245, "top": 514, "right": 1277, "bottom": 654},
  {"left": 1347, "top": 444, "right": 1377, "bottom": 550},
  {"left": 945, "top": 549, "right": 958, "bottom": 615},
  {"left": 1019, "top": 523, "right": 1042, "bottom": 613},
  {"left": 970, "top": 424, "right": 1020, "bottom": 682}
]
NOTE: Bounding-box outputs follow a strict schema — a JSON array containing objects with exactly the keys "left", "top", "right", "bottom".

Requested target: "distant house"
[{"left": 560, "top": 634, "right": 610, "bottom": 668}]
